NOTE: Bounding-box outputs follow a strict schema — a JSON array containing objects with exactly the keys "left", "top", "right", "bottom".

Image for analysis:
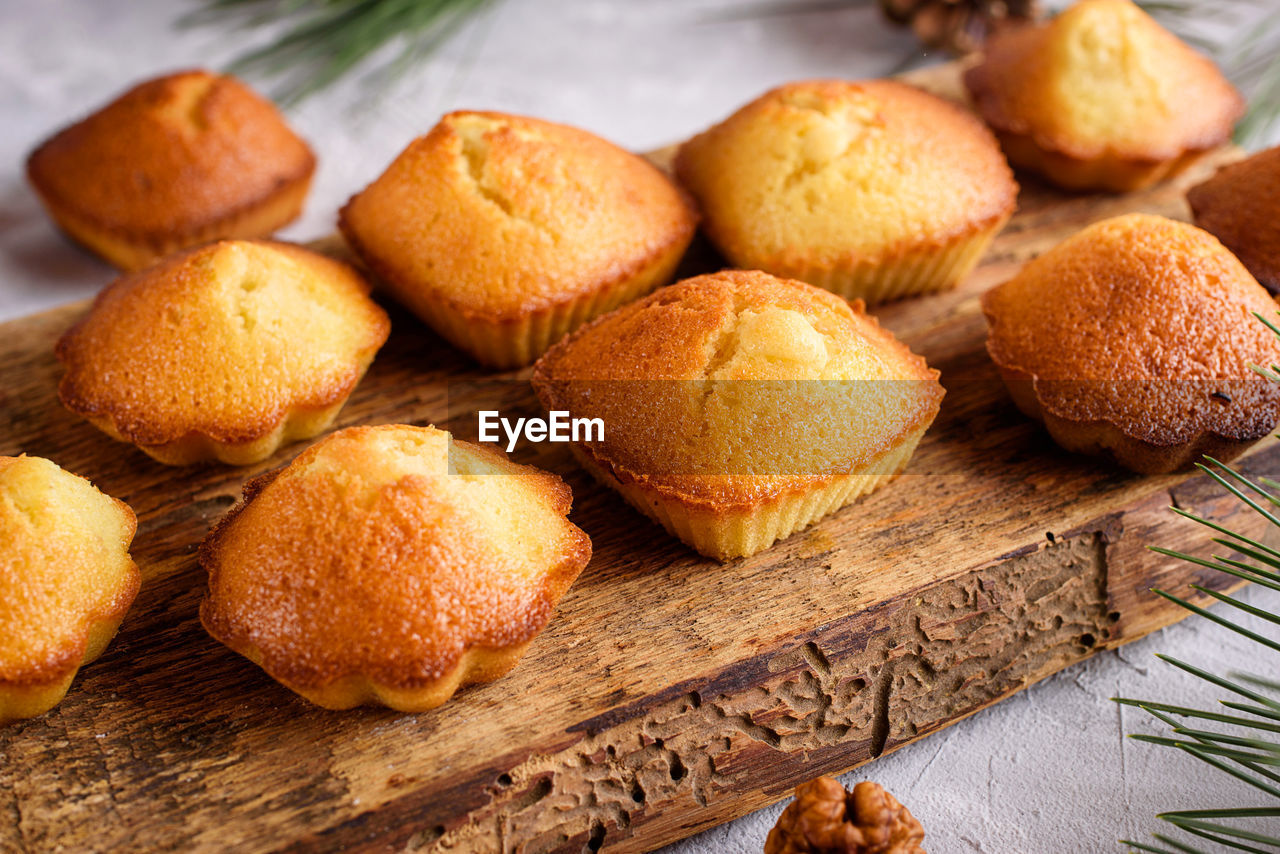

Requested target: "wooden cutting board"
[{"left": 0, "top": 62, "right": 1266, "bottom": 853}]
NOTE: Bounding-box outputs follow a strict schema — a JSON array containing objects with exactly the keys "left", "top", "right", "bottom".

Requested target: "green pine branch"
[
  {"left": 1116, "top": 350, "right": 1280, "bottom": 852},
  {"left": 181, "top": 0, "right": 501, "bottom": 105},
  {"left": 179, "top": 0, "right": 1280, "bottom": 144}
]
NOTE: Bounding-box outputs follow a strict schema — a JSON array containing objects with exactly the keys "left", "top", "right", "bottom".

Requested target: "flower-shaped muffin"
[
  {"left": 1, "top": 455, "right": 139, "bottom": 726},
  {"left": 339, "top": 110, "right": 699, "bottom": 368},
  {"left": 27, "top": 70, "right": 316, "bottom": 271},
  {"left": 532, "top": 270, "right": 944, "bottom": 561},
  {"left": 199, "top": 424, "right": 591, "bottom": 711},
  {"left": 983, "top": 214, "right": 1280, "bottom": 473},
  {"left": 1188, "top": 145, "right": 1280, "bottom": 294},
  {"left": 56, "top": 240, "right": 390, "bottom": 466},
  {"left": 964, "top": 0, "right": 1243, "bottom": 192},
  {"left": 675, "top": 79, "right": 1016, "bottom": 304}
]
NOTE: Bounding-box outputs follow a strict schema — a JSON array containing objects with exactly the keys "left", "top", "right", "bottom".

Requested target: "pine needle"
[
  {"left": 1146, "top": 548, "right": 1280, "bottom": 594},
  {"left": 1121, "top": 835, "right": 1204, "bottom": 854},
  {"left": 1160, "top": 816, "right": 1280, "bottom": 851},
  {"left": 1235, "top": 674, "right": 1280, "bottom": 695},
  {"left": 1149, "top": 592, "right": 1280, "bottom": 653},
  {"left": 1191, "top": 586, "right": 1280, "bottom": 627},
  {"left": 1116, "top": 699, "right": 1280, "bottom": 734},
  {"left": 1118, "top": 312, "right": 1280, "bottom": 853},
  {"left": 1221, "top": 702, "right": 1280, "bottom": 725},
  {"left": 178, "top": 0, "right": 1280, "bottom": 138},
  {"left": 181, "top": 0, "right": 501, "bottom": 105}
]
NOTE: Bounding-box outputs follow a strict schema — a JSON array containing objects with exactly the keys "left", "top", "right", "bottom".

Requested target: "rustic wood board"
[{"left": 0, "top": 62, "right": 1267, "bottom": 853}]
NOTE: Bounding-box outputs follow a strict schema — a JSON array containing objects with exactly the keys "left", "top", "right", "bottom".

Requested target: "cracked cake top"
[
  {"left": 674, "top": 79, "right": 1016, "bottom": 275},
  {"left": 26, "top": 70, "right": 316, "bottom": 271},
  {"left": 531, "top": 270, "right": 944, "bottom": 506},
  {"left": 338, "top": 111, "right": 699, "bottom": 322},
  {"left": 56, "top": 239, "right": 390, "bottom": 466}
]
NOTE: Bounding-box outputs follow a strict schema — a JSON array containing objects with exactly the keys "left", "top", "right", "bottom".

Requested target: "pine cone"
[
  {"left": 879, "top": 0, "right": 1043, "bottom": 55},
  {"left": 764, "top": 777, "right": 926, "bottom": 854}
]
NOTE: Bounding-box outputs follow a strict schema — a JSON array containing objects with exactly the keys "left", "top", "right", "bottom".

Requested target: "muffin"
[
  {"left": 964, "top": 0, "right": 1244, "bottom": 193},
  {"left": 339, "top": 110, "right": 699, "bottom": 368},
  {"left": 27, "top": 70, "right": 316, "bottom": 271},
  {"left": 982, "top": 214, "right": 1280, "bottom": 474},
  {"left": 674, "top": 79, "right": 1017, "bottom": 304},
  {"left": 57, "top": 239, "right": 390, "bottom": 466},
  {"left": 1, "top": 455, "right": 139, "bottom": 726},
  {"left": 1188, "top": 146, "right": 1280, "bottom": 294},
  {"left": 199, "top": 424, "right": 591, "bottom": 711},
  {"left": 532, "top": 270, "right": 944, "bottom": 561}
]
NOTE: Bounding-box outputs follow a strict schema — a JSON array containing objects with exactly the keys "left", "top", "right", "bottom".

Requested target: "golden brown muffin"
[
  {"left": 532, "top": 270, "right": 944, "bottom": 561},
  {"left": 57, "top": 240, "right": 390, "bottom": 466},
  {"left": 1188, "top": 146, "right": 1280, "bottom": 294},
  {"left": 983, "top": 214, "right": 1280, "bottom": 473},
  {"left": 0, "top": 455, "right": 139, "bottom": 726},
  {"left": 339, "top": 110, "right": 699, "bottom": 368},
  {"left": 27, "top": 69, "right": 316, "bottom": 271},
  {"left": 200, "top": 424, "right": 591, "bottom": 711},
  {"left": 964, "top": 0, "right": 1244, "bottom": 192},
  {"left": 674, "top": 79, "right": 1016, "bottom": 304}
]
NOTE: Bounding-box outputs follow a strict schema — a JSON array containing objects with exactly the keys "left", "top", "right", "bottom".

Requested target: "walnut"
[{"left": 764, "top": 777, "right": 926, "bottom": 854}]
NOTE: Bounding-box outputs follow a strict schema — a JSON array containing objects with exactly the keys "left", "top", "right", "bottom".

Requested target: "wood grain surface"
[{"left": 0, "top": 63, "right": 1265, "bottom": 853}]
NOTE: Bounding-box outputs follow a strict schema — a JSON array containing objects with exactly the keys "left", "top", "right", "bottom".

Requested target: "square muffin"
[
  {"left": 340, "top": 111, "right": 698, "bottom": 368},
  {"left": 27, "top": 70, "right": 315, "bottom": 271},
  {"left": 532, "top": 270, "right": 944, "bottom": 560}
]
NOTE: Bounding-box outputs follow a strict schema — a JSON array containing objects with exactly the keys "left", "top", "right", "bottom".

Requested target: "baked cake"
[
  {"left": 964, "top": 0, "right": 1243, "bottom": 192},
  {"left": 1188, "top": 145, "right": 1280, "bottom": 294},
  {"left": 983, "top": 214, "right": 1280, "bottom": 473},
  {"left": 200, "top": 424, "right": 591, "bottom": 711},
  {"left": 339, "top": 110, "right": 698, "bottom": 368},
  {"left": 57, "top": 240, "right": 390, "bottom": 466},
  {"left": 0, "top": 455, "right": 139, "bottom": 726},
  {"left": 532, "top": 270, "right": 944, "bottom": 560},
  {"left": 674, "top": 79, "right": 1016, "bottom": 303},
  {"left": 27, "top": 70, "right": 316, "bottom": 271}
]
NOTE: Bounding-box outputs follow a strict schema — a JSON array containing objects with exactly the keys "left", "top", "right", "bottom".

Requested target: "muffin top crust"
[
  {"left": 57, "top": 240, "right": 389, "bottom": 455},
  {"left": 964, "top": 0, "right": 1242, "bottom": 164},
  {"left": 339, "top": 110, "right": 698, "bottom": 319},
  {"left": 200, "top": 424, "right": 591, "bottom": 697},
  {"left": 0, "top": 455, "right": 138, "bottom": 689},
  {"left": 27, "top": 70, "right": 315, "bottom": 239},
  {"left": 533, "top": 270, "right": 944, "bottom": 505},
  {"left": 675, "top": 79, "right": 1016, "bottom": 270},
  {"left": 983, "top": 214, "right": 1280, "bottom": 447},
  {"left": 1188, "top": 146, "right": 1280, "bottom": 294}
]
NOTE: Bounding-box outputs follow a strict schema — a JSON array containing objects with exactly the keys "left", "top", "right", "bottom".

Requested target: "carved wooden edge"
[{"left": 274, "top": 448, "right": 1273, "bottom": 854}]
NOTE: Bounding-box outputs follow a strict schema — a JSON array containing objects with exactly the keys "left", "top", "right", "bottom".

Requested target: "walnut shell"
[{"left": 765, "top": 777, "right": 925, "bottom": 854}]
